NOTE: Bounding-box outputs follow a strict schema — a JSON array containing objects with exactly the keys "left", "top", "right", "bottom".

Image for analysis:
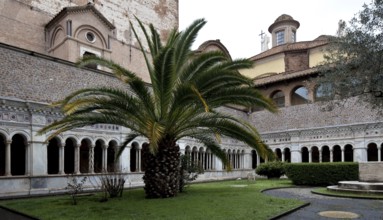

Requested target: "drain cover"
[{"left": 318, "top": 211, "right": 359, "bottom": 219}]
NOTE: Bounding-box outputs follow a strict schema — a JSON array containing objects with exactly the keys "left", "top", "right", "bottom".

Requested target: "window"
[
  {"left": 276, "top": 30, "right": 285, "bottom": 45},
  {"left": 271, "top": 90, "right": 285, "bottom": 107},
  {"left": 291, "top": 86, "right": 309, "bottom": 105},
  {"left": 85, "top": 31, "right": 96, "bottom": 43},
  {"left": 83, "top": 51, "right": 98, "bottom": 70},
  {"left": 291, "top": 30, "right": 296, "bottom": 42}
]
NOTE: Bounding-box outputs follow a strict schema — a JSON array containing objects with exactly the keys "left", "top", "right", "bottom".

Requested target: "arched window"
[
  {"left": 333, "top": 145, "right": 342, "bottom": 162},
  {"left": 301, "top": 147, "right": 309, "bottom": 162},
  {"left": 276, "top": 30, "right": 285, "bottom": 45},
  {"left": 271, "top": 90, "right": 285, "bottom": 107},
  {"left": 275, "top": 148, "right": 282, "bottom": 161},
  {"left": 251, "top": 150, "right": 258, "bottom": 169},
  {"left": 291, "top": 86, "right": 309, "bottom": 105},
  {"left": 311, "top": 146, "right": 319, "bottom": 163},
  {"left": 64, "top": 138, "right": 75, "bottom": 174},
  {"left": 284, "top": 148, "right": 291, "bottom": 162},
  {"left": 107, "top": 141, "right": 117, "bottom": 172},
  {"left": 47, "top": 137, "right": 60, "bottom": 174},
  {"left": 367, "top": 143, "right": 378, "bottom": 161},
  {"left": 344, "top": 144, "right": 354, "bottom": 162},
  {"left": 315, "top": 83, "right": 333, "bottom": 101},
  {"left": 80, "top": 139, "right": 91, "bottom": 173},
  {"left": 0, "top": 134, "right": 6, "bottom": 176},
  {"left": 94, "top": 140, "right": 103, "bottom": 173},
  {"left": 130, "top": 142, "right": 139, "bottom": 172},
  {"left": 11, "top": 134, "right": 26, "bottom": 175},
  {"left": 321, "top": 146, "right": 330, "bottom": 162}
]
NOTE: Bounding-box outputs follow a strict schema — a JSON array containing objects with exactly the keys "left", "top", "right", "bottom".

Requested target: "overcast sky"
[{"left": 179, "top": 0, "right": 369, "bottom": 59}]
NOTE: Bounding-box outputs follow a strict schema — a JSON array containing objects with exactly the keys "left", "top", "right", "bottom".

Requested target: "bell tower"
[{"left": 268, "top": 14, "right": 300, "bottom": 47}]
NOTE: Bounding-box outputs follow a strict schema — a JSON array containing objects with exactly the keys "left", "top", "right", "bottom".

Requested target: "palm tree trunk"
[{"left": 142, "top": 137, "right": 180, "bottom": 198}]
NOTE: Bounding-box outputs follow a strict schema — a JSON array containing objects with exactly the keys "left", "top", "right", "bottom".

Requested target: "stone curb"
[{"left": 311, "top": 189, "right": 383, "bottom": 200}]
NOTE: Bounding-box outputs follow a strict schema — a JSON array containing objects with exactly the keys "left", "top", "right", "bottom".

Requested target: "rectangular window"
[
  {"left": 276, "top": 30, "right": 285, "bottom": 45},
  {"left": 292, "top": 30, "right": 296, "bottom": 42}
]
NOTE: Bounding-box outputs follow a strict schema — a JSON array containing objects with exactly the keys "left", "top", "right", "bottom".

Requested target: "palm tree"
[{"left": 38, "top": 18, "right": 276, "bottom": 198}]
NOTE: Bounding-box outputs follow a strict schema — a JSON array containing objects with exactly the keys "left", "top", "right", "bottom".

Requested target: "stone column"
[
  {"left": 290, "top": 149, "right": 301, "bottom": 163},
  {"left": 89, "top": 144, "right": 95, "bottom": 173},
  {"left": 74, "top": 143, "right": 80, "bottom": 174},
  {"left": 282, "top": 152, "right": 285, "bottom": 162},
  {"left": 256, "top": 154, "right": 260, "bottom": 166},
  {"left": 378, "top": 146, "right": 381, "bottom": 162},
  {"left": 309, "top": 150, "right": 312, "bottom": 163},
  {"left": 341, "top": 149, "right": 345, "bottom": 162},
  {"left": 319, "top": 150, "right": 322, "bottom": 163},
  {"left": 330, "top": 150, "right": 333, "bottom": 163},
  {"left": 25, "top": 142, "right": 31, "bottom": 175},
  {"left": 59, "top": 142, "right": 65, "bottom": 174},
  {"left": 101, "top": 144, "right": 107, "bottom": 172},
  {"left": 137, "top": 148, "right": 141, "bottom": 172},
  {"left": 5, "top": 140, "right": 11, "bottom": 176}
]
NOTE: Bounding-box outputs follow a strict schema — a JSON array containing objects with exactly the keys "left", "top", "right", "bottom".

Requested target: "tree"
[
  {"left": 38, "top": 18, "right": 276, "bottom": 198},
  {"left": 318, "top": 0, "right": 383, "bottom": 110}
]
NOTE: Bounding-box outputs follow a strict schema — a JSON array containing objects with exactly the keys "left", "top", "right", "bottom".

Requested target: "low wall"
[{"left": 359, "top": 162, "right": 383, "bottom": 182}]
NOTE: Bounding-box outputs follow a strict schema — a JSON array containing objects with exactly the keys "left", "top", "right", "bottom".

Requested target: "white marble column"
[
  {"left": 59, "top": 142, "right": 65, "bottom": 174},
  {"left": 137, "top": 148, "right": 141, "bottom": 172},
  {"left": 282, "top": 152, "right": 285, "bottom": 162},
  {"left": 309, "top": 150, "right": 312, "bottom": 163},
  {"left": 341, "top": 149, "right": 345, "bottom": 162},
  {"left": 102, "top": 144, "right": 108, "bottom": 172},
  {"left": 74, "top": 143, "right": 80, "bottom": 174},
  {"left": 89, "top": 144, "right": 95, "bottom": 173},
  {"left": 378, "top": 147, "right": 381, "bottom": 162},
  {"left": 25, "top": 142, "right": 31, "bottom": 175},
  {"left": 319, "top": 150, "right": 322, "bottom": 163},
  {"left": 330, "top": 150, "right": 333, "bottom": 163},
  {"left": 5, "top": 140, "right": 11, "bottom": 176}
]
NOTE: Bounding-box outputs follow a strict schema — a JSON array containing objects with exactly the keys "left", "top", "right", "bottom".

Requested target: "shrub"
[
  {"left": 179, "top": 154, "right": 204, "bottom": 192},
  {"left": 66, "top": 175, "right": 87, "bottom": 205},
  {"left": 284, "top": 162, "right": 358, "bottom": 186},
  {"left": 255, "top": 161, "right": 285, "bottom": 179}
]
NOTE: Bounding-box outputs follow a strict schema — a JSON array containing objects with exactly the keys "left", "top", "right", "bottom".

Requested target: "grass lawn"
[
  {"left": 0, "top": 179, "right": 304, "bottom": 220},
  {"left": 312, "top": 188, "right": 383, "bottom": 200}
]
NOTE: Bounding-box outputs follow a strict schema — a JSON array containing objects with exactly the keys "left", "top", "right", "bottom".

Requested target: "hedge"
[
  {"left": 284, "top": 162, "right": 358, "bottom": 186},
  {"left": 255, "top": 161, "right": 285, "bottom": 179}
]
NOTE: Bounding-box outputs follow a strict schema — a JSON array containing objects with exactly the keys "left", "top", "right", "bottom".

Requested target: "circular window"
[{"left": 85, "top": 32, "right": 96, "bottom": 43}]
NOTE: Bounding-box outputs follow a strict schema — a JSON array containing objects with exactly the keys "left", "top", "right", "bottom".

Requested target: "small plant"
[
  {"left": 256, "top": 161, "right": 285, "bottom": 179},
  {"left": 179, "top": 154, "right": 204, "bottom": 192},
  {"left": 89, "top": 169, "right": 128, "bottom": 202},
  {"left": 66, "top": 175, "right": 87, "bottom": 205}
]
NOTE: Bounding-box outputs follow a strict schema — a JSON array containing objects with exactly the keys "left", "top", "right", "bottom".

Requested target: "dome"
[{"left": 268, "top": 14, "right": 300, "bottom": 33}]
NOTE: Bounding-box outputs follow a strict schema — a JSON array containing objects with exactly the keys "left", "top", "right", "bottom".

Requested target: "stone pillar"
[
  {"left": 341, "top": 149, "right": 345, "bottom": 162},
  {"left": 330, "top": 150, "right": 333, "bottom": 163},
  {"left": 59, "top": 142, "right": 65, "bottom": 174},
  {"left": 74, "top": 143, "right": 80, "bottom": 174},
  {"left": 282, "top": 152, "right": 285, "bottom": 162},
  {"left": 290, "top": 149, "right": 301, "bottom": 163},
  {"left": 102, "top": 144, "right": 108, "bottom": 172},
  {"left": 89, "top": 144, "right": 95, "bottom": 173},
  {"left": 309, "top": 150, "right": 312, "bottom": 163},
  {"left": 5, "top": 140, "right": 11, "bottom": 176},
  {"left": 319, "top": 150, "right": 322, "bottom": 163},
  {"left": 378, "top": 147, "right": 381, "bottom": 162},
  {"left": 25, "top": 142, "right": 31, "bottom": 175},
  {"left": 137, "top": 148, "right": 141, "bottom": 172},
  {"left": 257, "top": 154, "right": 260, "bottom": 166}
]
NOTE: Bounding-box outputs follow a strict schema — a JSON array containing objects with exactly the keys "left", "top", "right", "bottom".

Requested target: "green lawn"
[{"left": 0, "top": 179, "right": 304, "bottom": 220}]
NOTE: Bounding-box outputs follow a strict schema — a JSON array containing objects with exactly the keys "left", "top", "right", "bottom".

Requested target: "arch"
[
  {"left": 270, "top": 90, "right": 285, "bottom": 107},
  {"left": 80, "top": 138, "right": 91, "bottom": 173},
  {"left": 284, "top": 148, "right": 291, "bottom": 162},
  {"left": 191, "top": 146, "right": 198, "bottom": 164},
  {"left": 344, "top": 144, "right": 354, "bottom": 162},
  {"left": 64, "top": 138, "right": 76, "bottom": 174},
  {"left": 367, "top": 143, "right": 378, "bottom": 161},
  {"left": 74, "top": 25, "right": 108, "bottom": 48},
  {"left": 47, "top": 137, "right": 60, "bottom": 174},
  {"left": 291, "top": 86, "right": 309, "bottom": 105},
  {"left": 107, "top": 140, "right": 117, "bottom": 172},
  {"left": 130, "top": 142, "right": 140, "bottom": 172},
  {"left": 94, "top": 139, "right": 104, "bottom": 173},
  {"left": 301, "top": 147, "right": 309, "bottom": 162},
  {"left": 321, "top": 146, "right": 330, "bottom": 162},
  {"left": 275, "top": 148, "right": 282, "bottom": 161},
  {"left": 332, "top": 145, "right": 342, "bottom": 162},
  {"left": 0, "top": 133, "right": 6, "bottom": 176},
  {"left": 251, "top": 150, "right": 258, "bottom": 169},
  {"left": 11, "top": 134, "right": 27, "bottom": 175},
  {"left": 50, "top": 25, "right": 65, "bottom": 48},
  {"left": 311, "top": 146, "right": 319, "bottom": 163}
]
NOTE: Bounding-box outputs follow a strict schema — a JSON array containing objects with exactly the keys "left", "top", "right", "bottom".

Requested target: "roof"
[
  {"left": 253, "top": 67, "right": 319, "bottom": 86},
  {"left": 196, "top": 39, "right": 232, "bottom": 60},
  {"left": 268, "top": 14, "right": 300, "bottom": 33},
  {"left": 45, "top": 3, "right": 115, "bottom": 30}
]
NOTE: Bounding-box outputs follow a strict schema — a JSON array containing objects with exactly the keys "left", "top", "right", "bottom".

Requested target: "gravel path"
[{"left": 264, "top": 187, "right": 383, "bottom": 220}]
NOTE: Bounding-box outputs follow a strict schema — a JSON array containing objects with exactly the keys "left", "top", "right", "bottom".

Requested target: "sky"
[{"left": 179, "top": 0, "right": 369, "bottom": 59}]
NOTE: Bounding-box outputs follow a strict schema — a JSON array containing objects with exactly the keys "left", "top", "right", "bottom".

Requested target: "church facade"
[{"left": 0, "top": 1, "right": 382, "bottom": 198}]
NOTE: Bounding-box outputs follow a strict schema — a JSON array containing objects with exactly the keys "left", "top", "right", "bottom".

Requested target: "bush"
[
  {"left": 284, "top": 162, "right": 358, "bottom": 186},
  {"left": 255, "top": 161, "right": 285, "bottom": 179},
  {"left": 179, "top": 154, "right": 204, "bottom": 192}
]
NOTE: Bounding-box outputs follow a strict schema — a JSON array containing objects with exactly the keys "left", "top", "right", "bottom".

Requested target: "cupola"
[{"left": 268, "top": 14, "right": 300, "bottom": 47}]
